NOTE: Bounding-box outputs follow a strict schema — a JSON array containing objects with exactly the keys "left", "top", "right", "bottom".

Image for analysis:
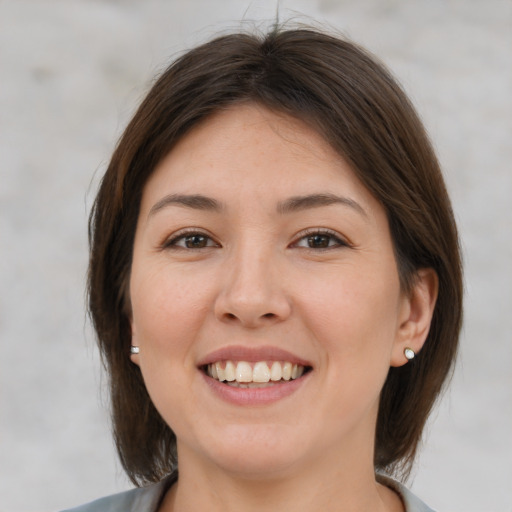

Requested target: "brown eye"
[
  {"left": 164, "top": 231, "right": 218, "bottom": 250},
  {"left": 307, "top": 234, "right": 332, "bottom": 248},
  {"left": 184, "top": 234, "right": 209, "bottom": 248},
  {"left": 293, "top": 229, "right": 349, "bottom": 250}
]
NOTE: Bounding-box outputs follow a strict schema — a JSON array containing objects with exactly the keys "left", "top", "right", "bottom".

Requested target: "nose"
[{"left": 214, "top": 244, "right": 292, "bottom": 328}]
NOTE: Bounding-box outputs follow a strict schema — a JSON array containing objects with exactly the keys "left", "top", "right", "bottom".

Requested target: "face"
[{"left": 129, "top": 104, "right": 417, "bottom": 479}]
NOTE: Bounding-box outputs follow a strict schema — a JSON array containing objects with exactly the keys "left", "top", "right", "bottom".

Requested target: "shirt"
[{"left": 61, "top": 473, "right": 435, "bottom": 512}]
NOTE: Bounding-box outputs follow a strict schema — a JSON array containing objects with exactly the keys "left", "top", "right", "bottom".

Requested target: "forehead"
[{"left": 139, "top": 104, "right": 376, "bottom": 213}]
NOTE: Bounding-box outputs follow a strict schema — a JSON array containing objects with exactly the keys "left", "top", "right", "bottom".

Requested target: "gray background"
[{"left": 1, "top": 1, "right": 511, "bottom": 511}]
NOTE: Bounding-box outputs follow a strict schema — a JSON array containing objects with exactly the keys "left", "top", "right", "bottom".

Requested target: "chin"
[
  {"left": 190, "top": 424, "right": 309, "bottom": 479},
  {"left": 211, "top": 450, "right": 301, "bottom": 481}
]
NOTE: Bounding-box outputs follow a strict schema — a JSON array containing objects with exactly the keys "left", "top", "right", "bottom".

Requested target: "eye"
[
  {"left": 163, "top": 230, "right": 219, "bottom": 250},
  {"left": 293, "top": 229, "right": 349, "bottom": 250}
]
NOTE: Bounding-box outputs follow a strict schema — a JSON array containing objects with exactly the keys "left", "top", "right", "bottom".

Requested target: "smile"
[{"left": 205, "top": 361, "right": 307, "bottom": 388}]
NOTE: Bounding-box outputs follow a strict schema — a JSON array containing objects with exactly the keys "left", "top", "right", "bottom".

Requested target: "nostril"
[{"left": 263, "top": 313, "right": 276, "bottom": 319}]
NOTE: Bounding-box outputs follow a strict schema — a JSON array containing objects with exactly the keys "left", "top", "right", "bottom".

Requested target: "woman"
[{"left": 65, "top": 26, "right": 462, "bottom": 512}]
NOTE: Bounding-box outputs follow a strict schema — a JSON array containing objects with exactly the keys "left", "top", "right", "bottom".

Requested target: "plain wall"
[{"left": 1, "top": 1, "right": 511, "bottom": 511}]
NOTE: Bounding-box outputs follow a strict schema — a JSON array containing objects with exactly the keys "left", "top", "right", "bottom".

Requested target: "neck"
[{"left": 159, "top": 446, "right": 403, "bottom": 512}]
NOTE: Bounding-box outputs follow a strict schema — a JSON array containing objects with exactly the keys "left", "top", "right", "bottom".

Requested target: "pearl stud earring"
[{"left": 404, "top": 347, "right": 415, "bottom": 361}]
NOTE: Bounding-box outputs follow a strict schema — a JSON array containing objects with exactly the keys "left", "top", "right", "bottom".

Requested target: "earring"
[
  {"left": 130, "top": 346, "right": 140, "bottom": 355},
  {"left": 404, "top": 347, "right": 415, "bottom": 361}
]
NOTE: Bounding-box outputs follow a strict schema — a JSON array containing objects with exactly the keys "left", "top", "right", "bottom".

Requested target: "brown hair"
[{"left": 88, "top": 26, "right": 463, "bottom": 485}]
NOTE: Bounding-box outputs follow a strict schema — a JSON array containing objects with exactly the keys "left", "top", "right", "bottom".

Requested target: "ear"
[{"left": 390, "top": 268, "right": 438, "bottom": 367}]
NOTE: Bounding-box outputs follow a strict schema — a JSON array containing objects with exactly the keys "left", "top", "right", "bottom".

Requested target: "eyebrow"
[
  {"left": 148, "top": 194, "right": 223, "bottom": 217},
  {"left": 148, "top": 192, "right": 367, "bottom": 218},
  {"left": 276, "top": 193, "right": 367, "bottom": 217}
]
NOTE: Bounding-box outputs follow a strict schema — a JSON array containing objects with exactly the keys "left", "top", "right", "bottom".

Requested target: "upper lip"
[{"left": 197, "top": 345, "right": 312, "bottom": 368}]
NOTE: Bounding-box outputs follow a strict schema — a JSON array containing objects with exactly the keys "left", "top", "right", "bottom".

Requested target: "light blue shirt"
[{"left": 61, "top": 473, "right": 435, "bottom": 512}]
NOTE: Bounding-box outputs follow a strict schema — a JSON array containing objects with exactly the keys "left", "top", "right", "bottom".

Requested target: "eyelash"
[
  {"left": 162, "top": 228, "right": 219, "bottom": 250},
  {"left": 291, "top": 228, "right": 351, "bottom": 251},
  {"left": 162, "top": 228, "right": 351, "bottom": 251}
]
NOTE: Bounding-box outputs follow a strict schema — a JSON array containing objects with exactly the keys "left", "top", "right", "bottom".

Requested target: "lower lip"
[{"left": 201, "top": 371, "right": 310, "bottom": 406}]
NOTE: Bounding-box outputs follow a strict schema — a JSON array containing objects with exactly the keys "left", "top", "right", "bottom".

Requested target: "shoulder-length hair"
[{"left": 88, "top": 26, "right": 463, "bottom": 485}]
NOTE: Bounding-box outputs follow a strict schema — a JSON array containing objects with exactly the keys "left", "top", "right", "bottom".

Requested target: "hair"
[{"left": 88, "top": 25, "right": 463, "bottom": 485}]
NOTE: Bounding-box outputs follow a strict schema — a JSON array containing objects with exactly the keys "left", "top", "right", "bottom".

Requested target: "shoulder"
[
  {"left": 60, "top": 476, "right": 175, "bottom": 512},
  {"left": 377, "top": 474, "right": 436, "bottom": 512}
]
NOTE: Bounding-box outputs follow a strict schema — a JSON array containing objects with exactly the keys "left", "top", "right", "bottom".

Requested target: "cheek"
[
  {"left": 130, "top": 264, "right": 215, "bottom": 362},
  {"left": 295, "top": 266, "right": 401, "bottom": 364},
  {"left": 129, "top": 267, "right": 216, "bottom": 429},
  {"left": 284, "top": 267, "right": 402, "bottom": 442}
]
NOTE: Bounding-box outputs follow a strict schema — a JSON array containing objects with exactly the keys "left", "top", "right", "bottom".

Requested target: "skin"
[{"left": 129, "top": 104, "right": 438, "bottom": 512}]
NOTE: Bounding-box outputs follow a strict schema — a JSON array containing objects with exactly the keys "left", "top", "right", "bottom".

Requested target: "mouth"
[{"left": 202, "top": 360, "right": 312, "bottom": 388}]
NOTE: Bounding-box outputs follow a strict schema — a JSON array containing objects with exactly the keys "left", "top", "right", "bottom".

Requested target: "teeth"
[
  {"left": 206, "top": 360, "right": 306, "bottom": 384},
  {"left": 236, "top": 361, "right": 252, "bottom": 382},
  {"left": 226, "top": 381, "right": 275, "bottom": 388},
  {"left": 253, "top": 361, "right": 271, "bottom": 383},
  {"left": 215, "top": 362, "right": 225, "bottom": 381},
  {"left": 224, "top": 361, "right": 236, "bottom": 382},
  {"left": 270, "top": 361, "right": 282, "bottom": 381},
  {"left": 282, "top": 362, "right": 292, "bottom": 381}
]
